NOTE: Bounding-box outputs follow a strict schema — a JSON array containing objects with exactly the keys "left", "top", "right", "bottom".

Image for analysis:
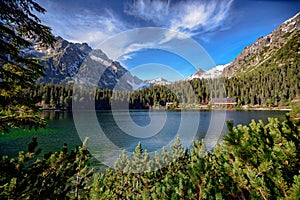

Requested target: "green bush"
[{"left": 90, "top": 116, "right": 299, "bottom": 199}]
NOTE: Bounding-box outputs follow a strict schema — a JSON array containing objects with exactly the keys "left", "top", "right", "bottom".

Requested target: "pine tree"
[
  {"left": 0, "top": 137, "right": 93, "bottom": 199},
  {"left": 0, "top": 0, "right": 55, "bottom": 132}
]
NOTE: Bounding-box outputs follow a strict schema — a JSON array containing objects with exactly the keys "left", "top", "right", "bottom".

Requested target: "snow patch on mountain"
[
  {"left": 144, "top": 77, "right": 172, "bottom": 85},
  {"left": 187, "top": 63, "right": 230, "bottom": 80}
]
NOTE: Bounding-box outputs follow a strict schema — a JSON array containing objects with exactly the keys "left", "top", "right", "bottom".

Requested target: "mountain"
[
  {"left": 26, "top": 37, "right": 143, "bottom": 90},
  {"left": 187, "top": 64, "right": 229, "bottom": 80},
  {"left": 187, "top": 68, "right": 205, "bottom": 80},
  {"left": 74, "top": 49, "right": 143, "bottom": 90},
  {"left": 25, "top": 36, "right": 92, "bottom": 83},
  {"left": 222, "top": 12, "right": 300, "bottom": 77},
  {"left": 144, "top": 77, "right": 172, "bottom": 85},
  {"left": 136, "top": 77, "right": 172, "bottom": 90}
]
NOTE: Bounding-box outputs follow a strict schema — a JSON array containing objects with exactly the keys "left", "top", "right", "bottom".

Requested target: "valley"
[
  {"left": 27, "top": 12, "right": 300, "bottom": 111},
  {"left": 0, "top": 1, "right": 299, "bottom": 199}
]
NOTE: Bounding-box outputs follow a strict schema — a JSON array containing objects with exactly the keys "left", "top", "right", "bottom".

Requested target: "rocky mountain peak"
[
  {"left": 144, "top": 77, "right": 172, "bottom": 85},
  {"left": 29, "top": 36, "right": 142, "bottom": 89},
  {"left": 193, "top": 68, "right": 206, "bottom": 76},
  {"left": 32, "top": 37, "right": 92, "bottom": 83},
  {"left": 188, "top": 64, "right": 229, "bottom": 80}
]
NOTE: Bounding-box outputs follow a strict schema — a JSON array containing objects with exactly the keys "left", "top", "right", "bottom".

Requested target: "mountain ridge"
[
  {"left": 222, "top": 12, "right": 300, "bottom": 77},
  {"left": 28, "top": 37, "right": 143, "bottom": 90}
]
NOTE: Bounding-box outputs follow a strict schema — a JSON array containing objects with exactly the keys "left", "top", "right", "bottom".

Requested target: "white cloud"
[
  {"left": 39, "top": 4, "right": 128, "bottom": 47},
  {"left": 120, "top": 54, "right": 134, "bottom": 61},
  {"left": 125, "top": 0, "right": 234, "bottom": 41},
  {"left": 123, "top": 42, "right": 157, "bottom": 54},
  {"left": 117, "top": 53, "right": 136, "bottom": 68},
  {"left": 37, "top": 0, "right": 233, "bottom": 65},
  {"left": 38, "top": 0, "right": 233, "bottom": 49}
]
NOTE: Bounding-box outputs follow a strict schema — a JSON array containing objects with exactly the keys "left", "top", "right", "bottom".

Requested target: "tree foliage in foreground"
[
  {"left": 0, "top": 0, "right": 55, "bottom": 132},
  {"left": 1, "top": 116, "right": 298, "bottom": 199},
  {"left": 90, "top": 116, "right": 299, "bottom": 200},
  {"left": 0, "top": 137, "right": 92, "bottom": 199}
]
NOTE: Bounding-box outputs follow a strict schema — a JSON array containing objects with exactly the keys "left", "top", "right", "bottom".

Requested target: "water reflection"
[{"left": 41, "top": 110, "right": 70, "bottom": 121}]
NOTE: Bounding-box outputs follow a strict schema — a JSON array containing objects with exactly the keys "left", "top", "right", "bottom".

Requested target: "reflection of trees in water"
[{"left": 40, "top": 111, "right": 69, "bottom": 121}]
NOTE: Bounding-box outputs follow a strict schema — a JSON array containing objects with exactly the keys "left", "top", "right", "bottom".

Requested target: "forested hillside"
[
  {"left": 223, "top": 12, "right": 300, "bottom": 77},
  {"left": 224, "top": 33, "right": 300, "bottom": 106}
]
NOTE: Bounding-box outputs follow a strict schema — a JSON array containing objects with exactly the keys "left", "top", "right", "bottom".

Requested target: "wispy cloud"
[
  {"left": 111, "top": 0, "right": 234, "bottom": 59},
  {"left": 125, "top": 0, "right": 234, "bottom": 40},
  {"left": 123, "top": 42, "right": 157, "bottom": 54},
  {"left": 125, "top": 0, "right": 171, "bottom": 25},
  {"left": 120, "top": 54, "right": 134, "bottom": 61},
  {"left": 38, "top": 0, "right": 233, "bottom": 67},
  {"left": 38, "top": 2, "right": 128, "bottom": 47},
  {"left": 117, "top": 53, "right": 136, "bottom": 66}
]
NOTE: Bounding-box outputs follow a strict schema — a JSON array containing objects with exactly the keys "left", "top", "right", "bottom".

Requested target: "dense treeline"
[
  {"left": 224, "top": 63, "right": 299, "bottom": 107},
  {"left": 1, "top": 116, "right": 299, "bottom": 199},
  {"left": 33, "top": 79, "right": 223, "bottom": 110},
  {"left": 34, "top": 60, "right": 299, "bottom": 110}
]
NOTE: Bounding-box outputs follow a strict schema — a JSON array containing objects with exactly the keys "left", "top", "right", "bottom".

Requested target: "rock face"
[
  {"left": 28, "top": 37, "right": 142, "bottom": 90},
  {"left": 222, "top": 12, "right": 300, "bottom": 77},
  {"left": 26, "top": 36, "right": 92, "bottom": 83},
  {"left": 75, "top": 49, "right": 143, "bottom": 90}
]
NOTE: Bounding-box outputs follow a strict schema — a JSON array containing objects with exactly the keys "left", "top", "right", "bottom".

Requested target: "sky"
[{"left": 36, "top": 0, "right": 300, "bottom": 81}]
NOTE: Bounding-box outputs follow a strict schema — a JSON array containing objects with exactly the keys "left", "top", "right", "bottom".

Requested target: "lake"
[{"left": 0, "top": 110, "right": 287, "bottom": 166}]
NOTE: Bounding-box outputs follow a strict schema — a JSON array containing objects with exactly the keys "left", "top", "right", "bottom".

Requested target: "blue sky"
[{"left": 37, "top": 0, "right": 300, "bottom": 81}]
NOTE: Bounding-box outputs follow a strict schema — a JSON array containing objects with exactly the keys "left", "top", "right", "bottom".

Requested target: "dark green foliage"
[
  {"left": 0, "top": 137, "right": 92, "bottom": 199},
  {"left": 89, "top": 116, "right": 299, "bottom": 199},
  {"left": 226, "top": 33, "right": 300, "bottom": 107},
  {"left": 33, "top": 79, "right": 210, "bottom": 110},
  {"left": 221, "top": 118, "right": 299, "bottom": 199},
  {"left": 224, "top": 62, "right": 299, "bottom": 107},
  {"left": 0, "top": 0, "right": 55, "bottom": 132}
]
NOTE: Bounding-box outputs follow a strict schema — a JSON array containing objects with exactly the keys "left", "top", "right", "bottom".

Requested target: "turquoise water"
[{"left": 0, "top": 110, "right": 287, "bottom": 158}]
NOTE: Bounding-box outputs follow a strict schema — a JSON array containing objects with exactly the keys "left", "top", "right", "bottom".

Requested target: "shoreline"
[
  {"left": 173, "top": 108, "right": 291, "bottom": 112},
  {"left": 39, "top": 106, "right": 292, "bottom": 112}
]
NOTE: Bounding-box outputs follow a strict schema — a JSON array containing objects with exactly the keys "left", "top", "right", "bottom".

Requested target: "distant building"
[
  {"left": 166, "top": 102, "right": 174, "bottom": 106},
  {"left": 210, "top": 98, "right": 237, "bottom": 106}
]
